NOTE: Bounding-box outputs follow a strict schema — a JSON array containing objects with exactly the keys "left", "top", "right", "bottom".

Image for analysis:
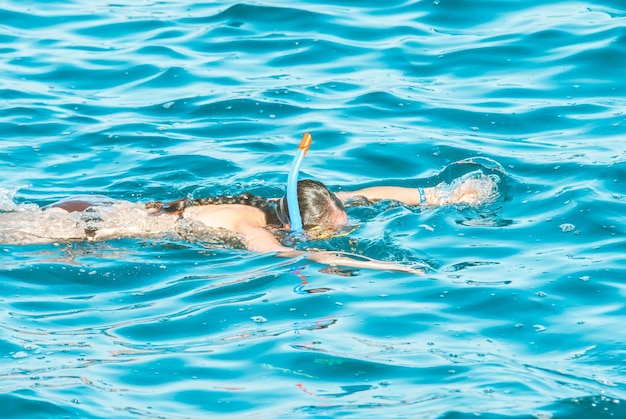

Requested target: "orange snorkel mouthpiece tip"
[{"left": 299, "top": 132, "right": 312, "bottom": 154}]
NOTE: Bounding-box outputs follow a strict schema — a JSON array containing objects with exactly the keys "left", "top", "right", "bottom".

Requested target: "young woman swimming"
[
  {"left": 43, "top": 179, "right": 348, "bottom": 253},
  {"left": 0, "top": 171, "right": 499, "bottom": 273},
  {"left": 0, "top": 134, "right": 503, "bottom": 273}
]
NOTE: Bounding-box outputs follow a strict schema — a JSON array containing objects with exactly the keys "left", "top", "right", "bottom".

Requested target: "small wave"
[{"left": 0, "top": 187, "right": 39, "bottom": 213}]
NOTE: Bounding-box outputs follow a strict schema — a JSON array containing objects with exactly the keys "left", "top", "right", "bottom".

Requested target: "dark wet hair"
[
  {"left": 278, "top": 179, "right": 345, "bottom": 229},
  {"left": 149, "top": 179, "right": 344, "bottom": 229}
]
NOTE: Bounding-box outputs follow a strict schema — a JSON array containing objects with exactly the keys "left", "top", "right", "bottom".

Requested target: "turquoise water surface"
[{"left": 1, "top": 0, "right": 625, "bottom": 417}]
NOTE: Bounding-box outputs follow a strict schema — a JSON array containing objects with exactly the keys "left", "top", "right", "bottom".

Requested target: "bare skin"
[
  {"left": 336, "top": 181, "right": 491, "bottom": 206},
  {"left": 45, "top": 198, "right": 421, "bottom": 274},
  {"left": 41, "top": 178, "right": 494, "bottom": 274},
  {"left": 181, "top": 204, "right": 291, "bottom": 253}
]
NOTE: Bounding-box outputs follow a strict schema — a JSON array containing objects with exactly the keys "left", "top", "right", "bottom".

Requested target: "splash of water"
[{"left": 432, "top": 170, "right": 501, "bottom": 206}]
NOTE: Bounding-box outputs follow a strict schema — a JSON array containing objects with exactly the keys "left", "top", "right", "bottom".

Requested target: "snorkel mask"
[{"left": 286, "top": 132, "right": 312, "bottom": 232}]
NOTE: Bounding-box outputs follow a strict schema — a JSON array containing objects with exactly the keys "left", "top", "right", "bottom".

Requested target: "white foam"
[
  {"left": 433, "top": 170, "right": 501, "bottom": 206},
  {"left": 0, "top": 199, "right": 180, "bottom": 245}
]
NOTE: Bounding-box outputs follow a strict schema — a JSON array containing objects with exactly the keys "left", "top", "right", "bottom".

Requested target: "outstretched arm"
[
  {"left": 336, "top": 186, "right": 431, "bottom": 206},
  {"left": 336, "top": 174, "right": 498, "bottom": 207},
  {"left": 239, "top": 225, "right": 423, "bottom": 275},
  {"left": 277, "top": 249, "right": 424, "bottom": 275},
  {"left": 303, "top": 250, "right": 424, "bottom": 275}
]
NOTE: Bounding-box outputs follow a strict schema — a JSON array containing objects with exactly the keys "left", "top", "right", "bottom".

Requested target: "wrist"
[{"left": 417, "top": 187, "right": 426, "bottom": 205}]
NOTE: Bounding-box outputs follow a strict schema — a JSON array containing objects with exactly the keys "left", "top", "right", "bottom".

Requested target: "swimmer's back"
[
  {"left": 46, "top": 195, "right": 119, "bottom": 213},
  {"left": 182, "top": 204, "right": 267, "bottom": 231}
]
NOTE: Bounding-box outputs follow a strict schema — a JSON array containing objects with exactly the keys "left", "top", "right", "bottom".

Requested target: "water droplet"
[{"left": 420, "top": 224, "right": 435, "bottom": 232}]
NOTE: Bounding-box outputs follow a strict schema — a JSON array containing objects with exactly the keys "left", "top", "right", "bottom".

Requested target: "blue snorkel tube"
[{"left": 286, "top": 132, "right": 312, "bottom": 232}]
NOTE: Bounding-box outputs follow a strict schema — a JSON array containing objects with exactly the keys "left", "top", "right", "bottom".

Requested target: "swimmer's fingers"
[{"left": 390, "top": 263, "right": 424, "bottom": 275}]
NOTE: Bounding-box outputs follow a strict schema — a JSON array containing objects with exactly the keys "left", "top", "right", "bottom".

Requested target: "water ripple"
[{"left": 1, "top": 0, "right": 626, "bottom": 417}]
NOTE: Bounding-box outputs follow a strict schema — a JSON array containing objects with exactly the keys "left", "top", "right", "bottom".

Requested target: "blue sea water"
[{"left": 1, "top": 0, "right": 625, "bottom": 417}]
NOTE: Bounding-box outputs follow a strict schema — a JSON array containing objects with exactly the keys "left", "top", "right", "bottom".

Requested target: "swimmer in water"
[
  {"left": 0, "top": 174, "right": 499, "bottom": 273},
  {"left": 0, "top": 135, "right": 502, "bottom": 273}
]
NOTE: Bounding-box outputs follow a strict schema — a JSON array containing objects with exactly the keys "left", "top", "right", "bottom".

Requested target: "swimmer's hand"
[
  {"left": 432, "top": 172, "right": 500, "bottom": 206},
  {"left": 279, "top": 250, "right": 424, "bottom": 275}
]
